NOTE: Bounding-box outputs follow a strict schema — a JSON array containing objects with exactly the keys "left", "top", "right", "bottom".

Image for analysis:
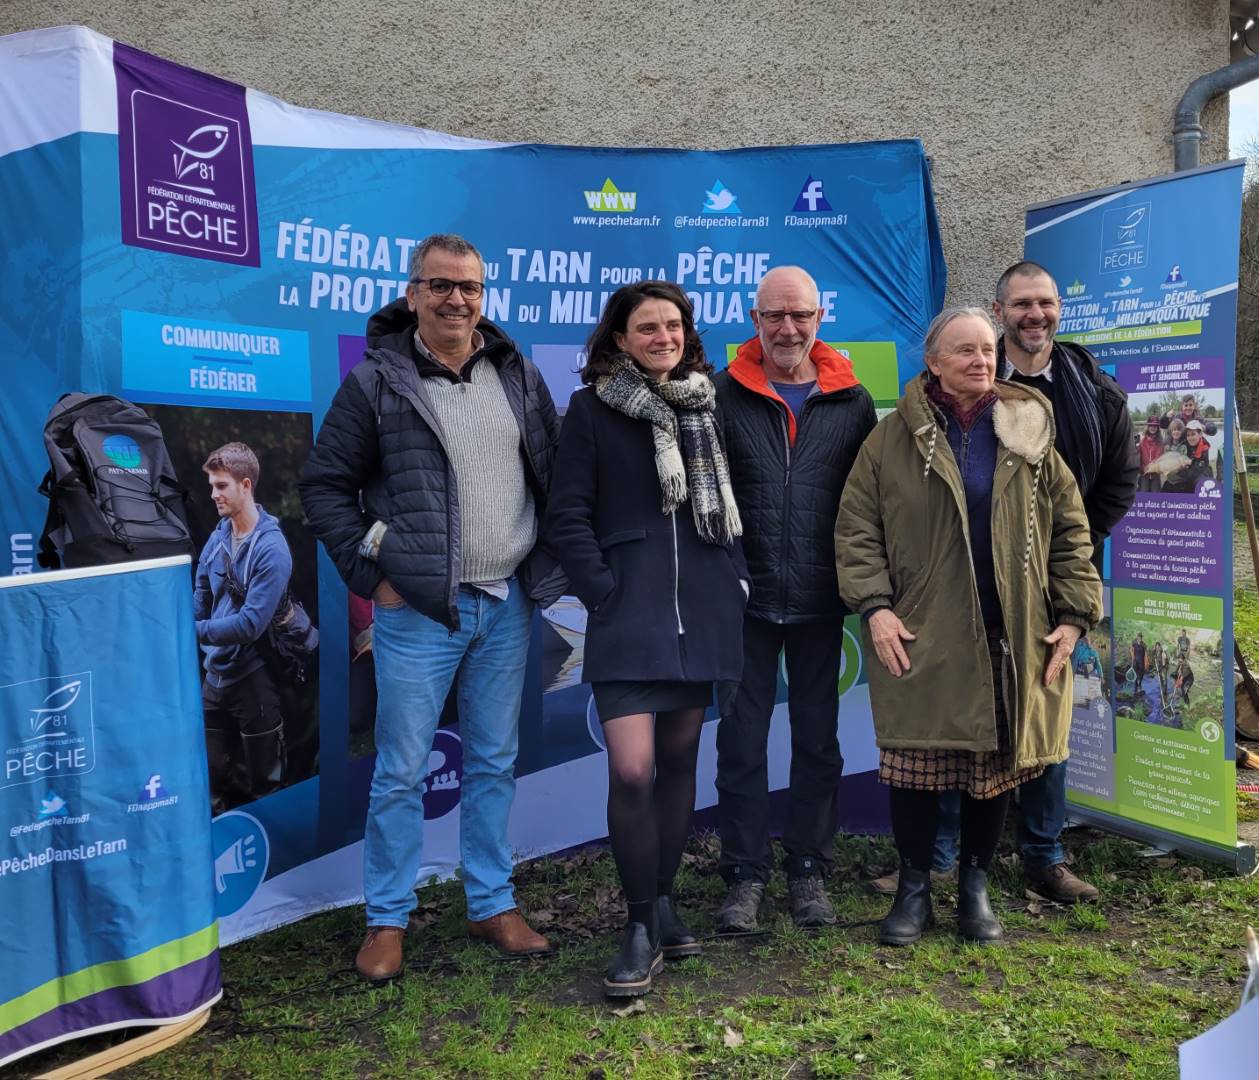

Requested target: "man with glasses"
[
  {"left": 301, "top": 233, "right": 562, "bottom": 981},
  {"left": 712, "top": 265, "right": 876, "bottom": 931}
]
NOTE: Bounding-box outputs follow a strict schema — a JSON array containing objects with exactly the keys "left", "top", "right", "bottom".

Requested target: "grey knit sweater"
[{"left": 424, "top": 358, "right": 536, "bottom": 586}]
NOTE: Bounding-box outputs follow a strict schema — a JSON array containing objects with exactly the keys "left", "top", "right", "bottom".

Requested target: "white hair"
[
  {"left": 754, "top": 266, "right": 820, "bottom": 310},
  {"left": 923, "top": 306, "right": 995, "bottom": 358}
]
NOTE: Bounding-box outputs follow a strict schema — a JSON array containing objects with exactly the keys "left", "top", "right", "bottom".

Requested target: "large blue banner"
[
  {"left": 1025, "top": 161, "right": 1242, "bottom": 861},
  {"left": 0, "top": 27, "right": 946, "bottom": 943},
  {"left": 0, "top": 557, "right": 219, "bottom": 1069}
]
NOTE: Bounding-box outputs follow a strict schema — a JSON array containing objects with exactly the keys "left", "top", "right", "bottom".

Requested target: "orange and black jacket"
[{"left": 713, "top": 338, "right": 875, "bottom": 624}]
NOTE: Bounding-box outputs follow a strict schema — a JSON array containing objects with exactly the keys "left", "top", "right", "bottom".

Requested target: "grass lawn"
[
  {"left": 21, "top": 829, "right": 1259, "bottom": 1079},
  {"left": 21, "top": 537, "right": 1259, "bottom": 1078}
]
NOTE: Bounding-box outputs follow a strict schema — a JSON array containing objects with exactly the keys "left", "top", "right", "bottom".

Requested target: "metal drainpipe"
[{"left": 1174, "top": 53, "right": 1259, "bottom": 171}]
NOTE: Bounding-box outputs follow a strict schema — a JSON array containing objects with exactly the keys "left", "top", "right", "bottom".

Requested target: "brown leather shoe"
[
  {"left": 467, "top": 908, "right": 552, "bottom": 956},
  {"left": 1024, "top": 863, "right": 1100, "bottom": 903},
  {"left": 355, "top": 926, "right": 405, "bottom": 982}
]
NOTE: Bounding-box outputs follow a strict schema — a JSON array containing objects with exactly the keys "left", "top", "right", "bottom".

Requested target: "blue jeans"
[
  {"left": 364, "top": 581, "right": 532, "bottom": 927},
  {"left": 933, "top": 761, "right": 1067, "bottom": 870}
]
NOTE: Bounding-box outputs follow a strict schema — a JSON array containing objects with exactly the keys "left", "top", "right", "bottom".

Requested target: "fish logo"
[
  {"left": 29, "top": 679, "right": 81, "bottom": 737},
  {"left": 703, "top": 180, "right": 741, "bottom": 215},
  {"left": 170, "top": 123, "right": 231, "bottom": 188},
  {"left": 1115, "top": 206, "right": 1147, "bottom": 245}
]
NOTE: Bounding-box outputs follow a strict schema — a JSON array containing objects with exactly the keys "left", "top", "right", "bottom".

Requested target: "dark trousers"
[
  {"left": 203, "top": 666, "right": 286, "bottom": 815},
  {"left": 716, "top": 615, "right": 844, "bottom": 883}
]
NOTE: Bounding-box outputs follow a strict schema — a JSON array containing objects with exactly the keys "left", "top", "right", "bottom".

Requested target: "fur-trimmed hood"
[
  {"left": 898, "top": 372, "right": 1055, "bottom": 465},
  {"left": 991, "top": 382, "right": 1054, "bottom": 463}
]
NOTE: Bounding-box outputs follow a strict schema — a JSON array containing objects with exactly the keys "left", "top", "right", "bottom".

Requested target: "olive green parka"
[{"left": 835, "top": 374, "right": 1102, "bottom": 770}]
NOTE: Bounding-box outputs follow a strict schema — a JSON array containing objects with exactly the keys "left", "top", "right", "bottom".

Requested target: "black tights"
[
  {"left": 603, "top": 708, "right": 705, "bottom": 927},
  {"left": 889, "top": 787, "right": 1010, "bottom": 872}
]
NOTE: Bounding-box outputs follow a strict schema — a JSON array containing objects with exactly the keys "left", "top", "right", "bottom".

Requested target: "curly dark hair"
[{"left": 580, "top": 280, "right": 712, "bottom": 385}]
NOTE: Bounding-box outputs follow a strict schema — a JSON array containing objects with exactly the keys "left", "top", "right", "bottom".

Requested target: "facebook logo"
[
  {"left": 141, "top": 773, "right": 167, "bottom": 801},
  {"left": 792, "top": 176, "right": 833, "bottom": 213}
]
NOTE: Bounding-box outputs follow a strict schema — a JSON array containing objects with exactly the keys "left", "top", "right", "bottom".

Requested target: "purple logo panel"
[
  {"left": 1111, "top": 355, "right": 1227, "bottom": 592},
  {"left": 115, "top": 43, "right": 259, "bottom": 266},
  {"left": 338, "top": 334, "right": 368, "bottom": 379}
]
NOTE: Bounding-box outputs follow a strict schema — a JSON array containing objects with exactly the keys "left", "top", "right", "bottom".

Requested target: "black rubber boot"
[
  {"left": 204, "top": 726, "right": 241, "bottom": 816},
  {"left": 240, "top": 723, "right": 286, "bottom": 801},
  {"left": 879, "top": 863, "right": 934, "bottom": 946},
  {"left": 603, "top": 922, "right": 663, "bottom": 997},
  {"left": 956, "top": 866, "right": 1003, "bottom": 944},
  {"left": 656, "top": 896, "right": 702, "bottom": 959}
]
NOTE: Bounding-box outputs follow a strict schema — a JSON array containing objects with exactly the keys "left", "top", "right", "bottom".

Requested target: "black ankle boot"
[
  {"left": 956, "top": 866, "right": 1003, "bottom": 944},
  {"left": 656, "top": 896, "right": 702, "bottom": 959},
  {"left": 879, "top": 862, "right": 934, "bottom": 946},
  {"left": 603, "top": 922, "right": 663, "bottom": 997}
]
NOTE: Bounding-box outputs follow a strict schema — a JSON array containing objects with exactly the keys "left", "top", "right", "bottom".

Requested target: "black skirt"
[{"left": 591, "top": 680, "right": 713, "bottom": 723}]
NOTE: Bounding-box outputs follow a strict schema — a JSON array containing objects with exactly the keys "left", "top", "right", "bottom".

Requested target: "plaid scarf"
[{"left": 595, "top": 355, "right": 742, "bottom": 545}]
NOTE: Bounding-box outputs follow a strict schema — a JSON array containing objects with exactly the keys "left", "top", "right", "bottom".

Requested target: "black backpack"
[
  {"left": 220, "top": 533, "right": 320, "bottom": 685},
  {"left": 37, "top": 393, "right": 194, "bottom": 569}
]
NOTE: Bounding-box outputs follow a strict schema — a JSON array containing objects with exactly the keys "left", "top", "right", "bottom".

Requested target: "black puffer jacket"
[
  {"left": 715, "top": 338, "right": 876, "bottom": 624},
  {"left": 299, "top": 299, "right": 561, "bottom": 630}
]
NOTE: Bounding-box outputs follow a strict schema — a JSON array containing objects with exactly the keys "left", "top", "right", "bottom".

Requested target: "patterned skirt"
[{"left": 878, "top": 634, "right": 1045, "bottom": 799}]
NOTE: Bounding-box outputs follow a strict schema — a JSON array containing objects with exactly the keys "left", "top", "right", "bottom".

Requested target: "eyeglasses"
[
  {"left": 757, "top": 309, "right": 818, "bottom": 326},
  {"left": 410, "top": 277, "right": 485, "bottom": 299}
]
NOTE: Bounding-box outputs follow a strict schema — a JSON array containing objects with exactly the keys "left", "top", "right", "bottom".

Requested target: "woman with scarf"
[
  {"left": 545, "top": 281, "right": 747, "bottom": 997},
  {"left": 836, "top": 307, "right": 1101, "bottom": 946}
]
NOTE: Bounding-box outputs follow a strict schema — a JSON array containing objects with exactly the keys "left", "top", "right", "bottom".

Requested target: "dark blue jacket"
[
  {"left": 194, "top": 509, "right": 291, "bottom": 688},
  {"left": 940, "top": 401, "right": 1001, "bottom": 634},
  {"left": 544, "top": 387, "right": 746, "bottom": 684}
]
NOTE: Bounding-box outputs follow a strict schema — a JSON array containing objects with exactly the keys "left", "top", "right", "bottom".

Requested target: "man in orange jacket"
[{"left": 712, "top": 266, "right": 876, "bottom": 931}]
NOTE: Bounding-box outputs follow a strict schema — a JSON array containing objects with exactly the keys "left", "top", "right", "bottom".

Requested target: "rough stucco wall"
[{"left": 0, "top": 1, "right": 1231, "bottom": 305}]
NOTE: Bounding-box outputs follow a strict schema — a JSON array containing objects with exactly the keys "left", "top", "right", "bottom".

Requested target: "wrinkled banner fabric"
[
  {"left": 0, "top": 557, "right": 219, "bottom": 1069},
  {"left": 0, "top": 26, "right": 946, "bottom": 947}
]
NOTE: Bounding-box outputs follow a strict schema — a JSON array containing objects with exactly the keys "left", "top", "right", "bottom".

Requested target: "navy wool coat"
[{"left": 544, "top": 386, "right": 747, "bottom": 685}]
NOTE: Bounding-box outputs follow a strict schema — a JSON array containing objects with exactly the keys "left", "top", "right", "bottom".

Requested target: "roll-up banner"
[
  {"left": 1024, "top": 161, "right": 1247, "bottom": 869},
  {"left": 0, "top": 25, "right": 946, "bottom": 944},
  {"left": 0, "top": 557, "right": 220, "bottom": 1070}
]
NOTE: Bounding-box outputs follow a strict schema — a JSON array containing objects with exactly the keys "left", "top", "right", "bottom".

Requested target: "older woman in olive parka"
[{"left": 835, "top": 307, "right": 1101, "bottom": 947}]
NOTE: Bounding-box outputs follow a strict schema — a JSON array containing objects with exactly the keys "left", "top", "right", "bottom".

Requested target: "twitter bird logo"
[
  {"left": 703, "top": 180, "right": 742, "bottom": 215},
  {"left": 40, "top": 793, "right": 67, "bottom": 818}
]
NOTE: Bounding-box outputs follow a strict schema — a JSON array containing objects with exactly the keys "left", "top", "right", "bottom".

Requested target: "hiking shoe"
[
  {"left": 788, "top": 875, "right": 837, "bottom": 927},
  {"left": 1024, "top": 863, "right": 1099, "bottom": 903},
  {"left": 715, "top": 880, "right": 766, "bottom": 934},
  {"left": 870, "top": 865, "right": 956, "bottom": 896}
]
